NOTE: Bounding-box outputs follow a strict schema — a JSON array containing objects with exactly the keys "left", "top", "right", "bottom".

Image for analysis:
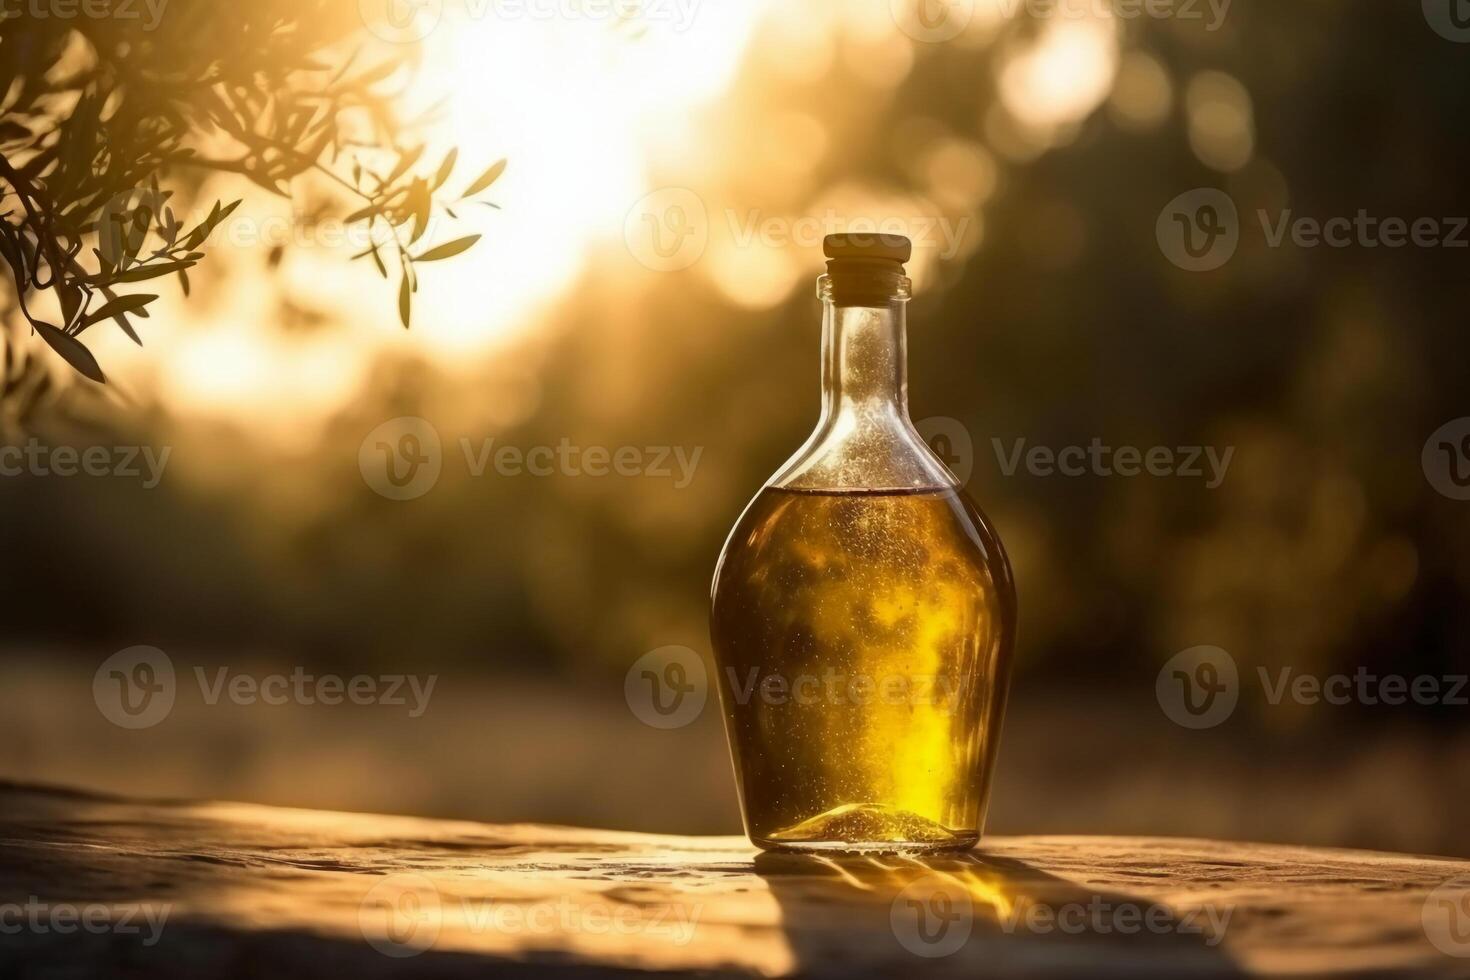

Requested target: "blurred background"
[{"left": 2, "top": 0, "right": 1468, "bottom": 857}]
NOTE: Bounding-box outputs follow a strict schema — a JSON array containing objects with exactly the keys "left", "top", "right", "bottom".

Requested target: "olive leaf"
[
  {"left": 80, "top": 294, "right": 157, "bottom": 329},
  {"left": 0, "top": 6, "right": 499, "bottom": 385},
  {"left": 461, "top": 159, "right": 507, "bottom": 199},
  {"left": 414, "top": 235, "right": 480, "bottom": 262},
  {"left": 32, "top": 320, "right": 105, "bottom": 383}
]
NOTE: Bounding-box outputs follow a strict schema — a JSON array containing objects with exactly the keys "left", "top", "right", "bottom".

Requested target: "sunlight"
[
  {"left": 83, "top": 1, "right": 1124, "bottom": 431},
  {"left": 998, "top": 15, "right": 1118, "bottom": 133},
  {"left": 406, "top": 2, "right": 775, "bottom": 355},
  {"left": 102, "top": 2, "right": 777, "bottom": 427}
]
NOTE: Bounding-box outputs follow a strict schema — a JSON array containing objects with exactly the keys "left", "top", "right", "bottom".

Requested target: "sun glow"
[
  {"left": 998, "top": 15, "right": 1118, "bottom": 132},
  {"left": 77, "top": 0, "right": 1124, "bottom": 433},
  {"left": 404, "top": 4, "right": 774, "bottom": 354},
  {"left": 100, "top": 2, "right": 775, "bottom": 429}
]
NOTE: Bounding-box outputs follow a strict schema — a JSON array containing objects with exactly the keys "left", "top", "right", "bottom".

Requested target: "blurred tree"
[{"left": 0, "top": 0, "right": 502, "bottom": 408}]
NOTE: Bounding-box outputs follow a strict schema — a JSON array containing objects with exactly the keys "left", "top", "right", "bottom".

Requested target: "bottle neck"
[
  {"left": 770, "top": 273, "right": 956, "bottom": 493},
  {"left": 820, "top": 298, "right": 909, "bottom": 423}
]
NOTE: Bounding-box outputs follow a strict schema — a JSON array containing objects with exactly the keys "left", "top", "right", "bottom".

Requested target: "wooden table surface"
[{"left": 2, "top": 781, "right": 1468, "bottom": 977}]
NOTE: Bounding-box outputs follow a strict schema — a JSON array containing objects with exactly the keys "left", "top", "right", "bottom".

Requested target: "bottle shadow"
[{"left": 752, "top": 848, "right": 1245, "bottom": 978}]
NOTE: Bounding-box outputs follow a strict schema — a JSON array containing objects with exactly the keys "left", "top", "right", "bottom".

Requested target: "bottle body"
[
  {"left": 709, "top": 236, "right": 1016, "bottom": 853},
  {"left": 711, "top": 484, "right": 1014, "bottom": 852}
]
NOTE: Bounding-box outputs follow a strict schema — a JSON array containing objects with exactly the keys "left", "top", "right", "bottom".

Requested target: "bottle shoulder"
[
  {"left": 712, "top": 484, "right": 1015, "bottom": 614},
  {"left": 769, "top": 407, "right": 960, "bottom": 493}
]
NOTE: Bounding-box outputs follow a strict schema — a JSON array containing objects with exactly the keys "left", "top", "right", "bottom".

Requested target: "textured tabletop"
[{"left": 1, "top": 782, "right": 1468, "bottom": 977}]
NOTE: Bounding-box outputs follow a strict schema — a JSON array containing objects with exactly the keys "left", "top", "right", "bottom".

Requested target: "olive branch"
[{"left": 0, "top": 1, "right": 501, "bottom": 394}]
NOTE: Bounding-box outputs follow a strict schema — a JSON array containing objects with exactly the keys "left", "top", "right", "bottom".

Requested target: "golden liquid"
[{"left": 710, "top": 486, "right": 1016, "bottom": 853}]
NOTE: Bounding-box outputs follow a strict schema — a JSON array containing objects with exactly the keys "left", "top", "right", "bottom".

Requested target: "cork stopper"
[
  {"left": 821, "top": 234, "right": 912, "bottom": 306},
  {"left": 823, "top": 233, "right": 913, "bottom": 265}
]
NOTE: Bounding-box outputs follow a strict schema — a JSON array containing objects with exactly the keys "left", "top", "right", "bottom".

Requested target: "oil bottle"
[{"left": 710, "top": 234, "right": 1016, "bottom": 853}]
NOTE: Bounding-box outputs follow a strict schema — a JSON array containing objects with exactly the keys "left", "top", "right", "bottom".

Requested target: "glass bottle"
[{"left": 710, "top": 234, "right": 1016, "bottom": 854}]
